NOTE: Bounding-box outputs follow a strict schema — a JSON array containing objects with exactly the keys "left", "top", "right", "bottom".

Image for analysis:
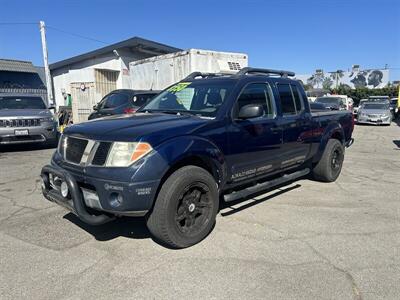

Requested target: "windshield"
[
  {"left": 315, "top": 97, "right": 343, "bottom": 104},
  {"left": 0, "top": 96, "right": 46, "bottom": 110},
  {"left": 140, "top": 81, "right": 234, "bottom": 118},
  {"left": 362, "top": 103, "right": 389, "bottom": 110}
]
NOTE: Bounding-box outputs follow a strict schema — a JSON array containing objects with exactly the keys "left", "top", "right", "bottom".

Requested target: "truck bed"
[{"left": 311, "top": 110, "right": 354, "bottom": 144}]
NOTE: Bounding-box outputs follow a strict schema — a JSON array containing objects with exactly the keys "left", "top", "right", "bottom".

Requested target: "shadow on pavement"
[
  {"left": 220, "top": 183, "right": 301, "bottom": 217},
  {"left": 63, "top": 213, "right": 151, "bottom": 241},
  {"left": 62, "top": 182, "right": 301, "bottom": 247},
  {"left": 0, "top": 143, "right": 56, "bottom": 153},
  {"left": 63, "top": 213, "right": 195, "bottom": 249}
]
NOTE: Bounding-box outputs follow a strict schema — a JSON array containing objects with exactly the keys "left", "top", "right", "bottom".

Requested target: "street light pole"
[{"left": 39, "top": 21, "right": 55, "bottom": 107}]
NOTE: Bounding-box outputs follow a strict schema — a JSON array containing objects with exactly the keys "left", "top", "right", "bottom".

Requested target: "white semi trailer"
[{"left": 129, "top": 49, "right": 248, "bottom": 90}]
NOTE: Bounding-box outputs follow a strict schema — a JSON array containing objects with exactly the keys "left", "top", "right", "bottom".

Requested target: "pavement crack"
[{"left": 304, "top": 241, "right": 362, "bottom": 300}]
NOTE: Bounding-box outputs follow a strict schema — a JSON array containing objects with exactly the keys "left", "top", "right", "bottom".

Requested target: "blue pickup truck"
[{"left": 41, "top": 68, "right": 354, "bottom": 248}]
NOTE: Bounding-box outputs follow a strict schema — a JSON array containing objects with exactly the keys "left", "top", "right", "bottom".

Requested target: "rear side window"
[
  {"left": 291, "top": 85, "right": 304, "bottom": 112},
  {"left": 277, "top": 84, "right": 296, "bottom": 115},
  {"left": 132, "top": 94, "right": 156, "bottom": 107},
  {"left": 234, "top": 83, "right": 276, "bottom": 119},
  {"left": 277, "top": 84, "right": 304, "bottom": 115}
]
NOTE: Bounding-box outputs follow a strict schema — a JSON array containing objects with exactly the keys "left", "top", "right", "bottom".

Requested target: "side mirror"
[
  {"left": 93, "top": 105, "right": 98, "bottom": 110},
  {"left": 238, "top": 104, "right": 264, "bottom": 119}
]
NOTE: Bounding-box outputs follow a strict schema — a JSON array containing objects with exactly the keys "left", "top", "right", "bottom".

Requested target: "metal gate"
[
  {"left": 95, "top": 69, "right": 118, "bottom": 96},
  {"left": 70, "top": 82, "right": 96, "bottom": 123},
  {"left": 70, "top": 69, "right": 119, "bottom": 123}
]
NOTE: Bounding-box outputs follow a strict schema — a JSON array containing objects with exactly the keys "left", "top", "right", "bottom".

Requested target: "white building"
[{"left": 50, "top": 37, "right": 180, "bottom": 120}]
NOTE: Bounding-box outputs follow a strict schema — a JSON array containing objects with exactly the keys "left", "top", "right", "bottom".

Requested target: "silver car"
[
  {"left": 357, "top": 102, "right": 392, "bottom": 126},
  {"left": 0, "top": 94, "right": 58, "bottom": 145}
]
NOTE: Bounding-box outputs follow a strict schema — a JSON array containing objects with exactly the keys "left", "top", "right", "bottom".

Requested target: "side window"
[
  {"left": 132, "top": 94, "right": 155, "bottom": 107},
  {"left": 277, "top": 84, "right": 296, "bottom": 115},
  {"left": 291, "top": 85, "right": 304, "bottom": 112},
  {"left": 103, "top": 93, "right": 129, "bottom": 108},
  {"left": 234, "top": 83, "right": 276, "bottom": 119}
]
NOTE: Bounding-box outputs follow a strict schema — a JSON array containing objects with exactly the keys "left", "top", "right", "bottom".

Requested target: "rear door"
[
  {"left": 276, "top": 83, "right": 312, "bottom": 169},
  {"left": 226, "top": 82, "right": 283, "bottom": 183}
]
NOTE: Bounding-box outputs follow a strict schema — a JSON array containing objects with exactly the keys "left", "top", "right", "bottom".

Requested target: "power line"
[
  {"left": 0, "top": 22, "right": 37, "bottom": 25},
  {"left": 0, "top": 22, "right": 109, "bottom": 45},
  {"left": 46, "top": 26, "right": 109, "bottom": 45}
]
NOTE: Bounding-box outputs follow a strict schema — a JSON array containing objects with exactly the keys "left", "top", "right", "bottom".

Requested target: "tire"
[
  {"left": 312, "top": 139, "right": 345, "bottom": 182},
  {"left": 147, "top": 165, "right": 219, "bottom": 248}
]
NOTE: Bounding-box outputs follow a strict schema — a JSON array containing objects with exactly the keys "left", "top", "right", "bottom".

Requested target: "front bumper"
[
  {"left": 357, "top": 114, "right": 391, "bottom": 125},
  {"left": 357, "top": 118, "right": 391, "bottom": 125},
  {"left": 41, "top": 163, "right": 159, "bottom": 225},
  {"left": 0, "top": 123, "right": 57, "bottom": 145}
]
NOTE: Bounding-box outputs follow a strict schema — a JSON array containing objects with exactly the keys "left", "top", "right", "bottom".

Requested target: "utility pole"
[
  {"left": 39, "top": 21, "right": 55, "bottom": 107},
  {"left": 335, "top": 71, "right": 339, "bottom": 90}
]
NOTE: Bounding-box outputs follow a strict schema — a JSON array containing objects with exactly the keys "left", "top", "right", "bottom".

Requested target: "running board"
[{"left": 223, "top": 168, "right": 310, "bottom": 202}]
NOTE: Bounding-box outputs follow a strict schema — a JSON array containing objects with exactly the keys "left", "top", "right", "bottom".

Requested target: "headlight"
[
  {"left": 40, "top": 116, "right": 57, "bottom": 123},
  {"left": 105, "top": 142, "right": 152, "bottom": 167}
]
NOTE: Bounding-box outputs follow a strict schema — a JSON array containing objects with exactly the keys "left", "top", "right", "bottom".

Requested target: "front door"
[
  {"left": 226, "top": 82, "right": 283, "bottom": 183},
  {"left": 97, "top": 92, "right": 130, "bottom": 117}
]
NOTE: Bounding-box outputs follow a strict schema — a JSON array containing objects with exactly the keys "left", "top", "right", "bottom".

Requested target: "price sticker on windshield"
[{"left": 167, "top": 82, "right": 191, "bottom": 93}]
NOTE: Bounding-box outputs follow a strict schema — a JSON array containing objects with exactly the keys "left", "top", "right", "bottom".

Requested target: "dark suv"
[{"left": 88, "top": 89, "right": 159, "bottom": 120}]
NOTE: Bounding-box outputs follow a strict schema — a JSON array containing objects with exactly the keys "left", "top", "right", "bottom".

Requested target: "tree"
[
  {"left": 322, "top": 77, "right": 333, "bottom": 90},
  {"left": 329, "top": 85, "right": 398, "bottom": 105}
]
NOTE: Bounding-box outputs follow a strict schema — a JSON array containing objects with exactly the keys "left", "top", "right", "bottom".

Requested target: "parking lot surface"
[{"left": 1, "top": 123, "right": 399, "bottom": 299}]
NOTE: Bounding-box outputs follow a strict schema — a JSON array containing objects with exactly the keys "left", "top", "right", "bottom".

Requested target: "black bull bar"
[{"left": 41, "top": 164, "right": 114, "bottom": 225}]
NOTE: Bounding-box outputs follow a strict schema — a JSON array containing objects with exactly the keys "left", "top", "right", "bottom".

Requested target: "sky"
[{"left": 0, "top": 0, "right": 399, "bottom": 80}]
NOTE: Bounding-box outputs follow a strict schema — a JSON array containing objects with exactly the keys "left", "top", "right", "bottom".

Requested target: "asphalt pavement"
[{"left": 0, "top": 122, "right": 399, "bottom": 299}]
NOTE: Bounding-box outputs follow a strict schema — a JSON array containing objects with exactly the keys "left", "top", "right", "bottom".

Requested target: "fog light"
[
  {"left": 60, "top": 181, "right": 69, "bottom": 198},
  {"left": 109, "top": 192, "right": 123, "bottom": 208}
]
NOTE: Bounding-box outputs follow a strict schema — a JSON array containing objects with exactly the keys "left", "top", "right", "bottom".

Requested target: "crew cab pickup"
[{"left": 41, "top": 67, "right": 354, "bottom": 248}]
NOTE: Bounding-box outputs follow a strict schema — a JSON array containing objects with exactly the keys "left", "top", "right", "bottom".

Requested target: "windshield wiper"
[{"left": 144, "top": 109, "right": 195, "bottom": 116}]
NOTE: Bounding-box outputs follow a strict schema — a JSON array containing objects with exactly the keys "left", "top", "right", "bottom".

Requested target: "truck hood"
[
  {"left": 0, "top": 109, "right": 52, "bottom": 118},
  {"left": 64, "top": 112, "right": 210, "bottom": 144}
]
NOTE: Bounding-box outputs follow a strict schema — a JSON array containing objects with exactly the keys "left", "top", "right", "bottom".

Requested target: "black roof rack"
[
  {"left": 236, "top": 67, "right": 295, "bottom": 77},
  {"left": 184, "top": 72, "right": 231, "bottom": 80}
]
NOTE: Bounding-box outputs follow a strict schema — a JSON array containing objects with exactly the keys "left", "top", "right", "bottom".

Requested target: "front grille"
[
  {"left": 61, "top": 136, "right": 113, "bottom": 166},
  {"left": 65, "top": 137, "right": 88, "bottom": 164},
  {"left": 368, "top": 114, "right": 381, "bottom": 118},
  {"left": 0, "top": 118, "right": 40, "bottom": 127},
  {"left": 92, "top": 142, "right": 112, "bottom": 166}
]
